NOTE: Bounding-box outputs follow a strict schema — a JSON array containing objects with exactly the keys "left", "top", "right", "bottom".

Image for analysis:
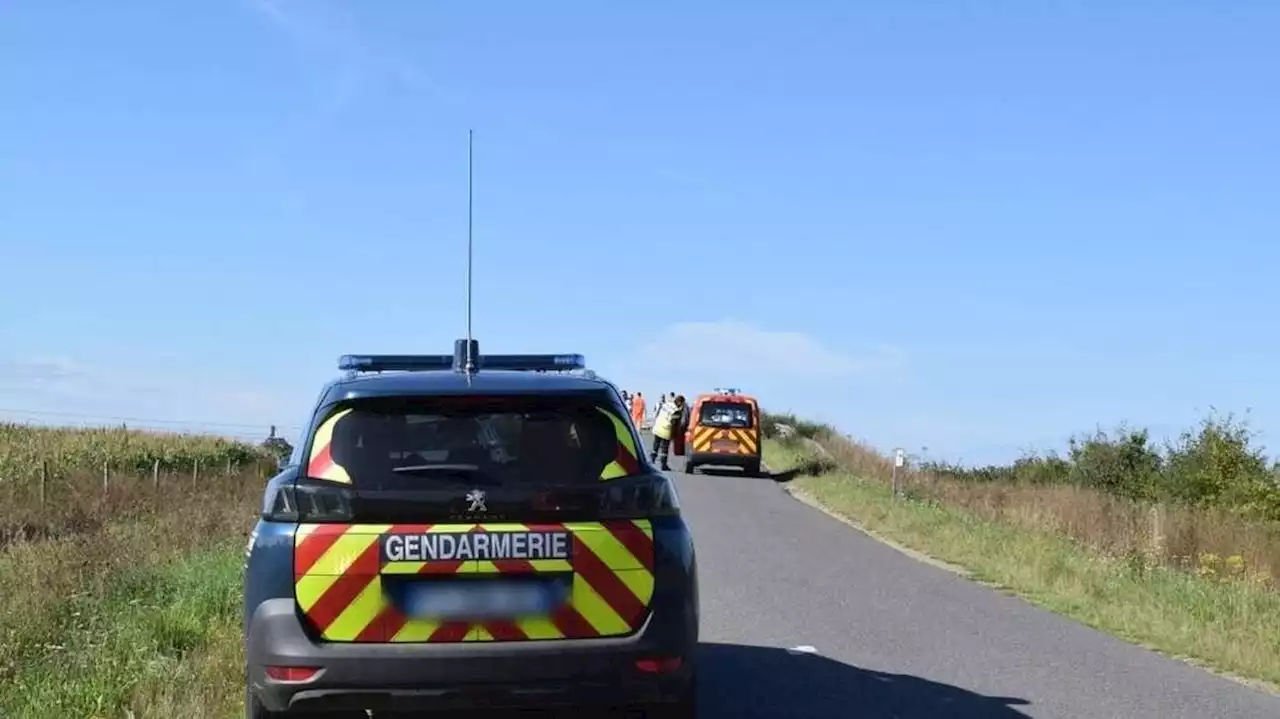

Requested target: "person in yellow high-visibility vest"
[{"left": 648, "top": 394, "right": 686, "bottom": 471}]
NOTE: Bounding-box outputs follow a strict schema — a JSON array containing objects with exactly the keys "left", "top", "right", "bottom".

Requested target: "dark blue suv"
[{"left": 243, "top": 342, "right": 699, "bottom": 717}]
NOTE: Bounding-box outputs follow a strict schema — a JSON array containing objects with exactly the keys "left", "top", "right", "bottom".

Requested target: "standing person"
[
  {"left": 671, "top": 394, "right": 689, "bottom": 458},
  {"left": 649, "top": 394, "right": 686, "bottom": 471},
  {"left": 630, "top": 391, "right": 646, "bottom": 428}
]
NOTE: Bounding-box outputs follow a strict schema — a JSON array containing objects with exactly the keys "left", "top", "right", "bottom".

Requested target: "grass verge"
[
  {"left": 0, "top": 473, "right": 258, "bottom": 719},
  {"left": 765, "top": 438, "right": 1280, "bottom": 691}
]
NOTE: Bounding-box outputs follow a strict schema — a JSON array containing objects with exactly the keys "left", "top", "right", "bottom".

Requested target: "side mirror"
[{"left": 277, "top": 456, "right": 291, "bottom": 471}]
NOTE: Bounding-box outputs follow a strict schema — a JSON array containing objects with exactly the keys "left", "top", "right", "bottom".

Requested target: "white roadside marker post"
[{"left": 893, "top": 448, "right": 906, "bottom": 499}]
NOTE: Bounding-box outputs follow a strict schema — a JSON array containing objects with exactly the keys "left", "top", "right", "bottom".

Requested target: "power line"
[{"left": 0, "top": 406, "right": 301, "bottom": 433}]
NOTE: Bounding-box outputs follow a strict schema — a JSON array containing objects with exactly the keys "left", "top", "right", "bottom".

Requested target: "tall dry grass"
[{"left": 783, "top": 426, "right": 1280, "bottom": 590}]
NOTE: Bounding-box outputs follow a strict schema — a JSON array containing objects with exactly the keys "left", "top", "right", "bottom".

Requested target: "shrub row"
[
  {"left": 760, "top": 408, "right": 1280, "bottom": 589},
  {"left": 761, "top": 410, "right": 1280, "bottom": 522}
]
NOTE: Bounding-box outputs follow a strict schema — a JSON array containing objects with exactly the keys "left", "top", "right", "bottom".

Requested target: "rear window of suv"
[
  {"left": 698, "top": 401, "right": 753, "bottom": 429},
  {"left": 305, "top": 395, "right": 638, "bottom": 488}
]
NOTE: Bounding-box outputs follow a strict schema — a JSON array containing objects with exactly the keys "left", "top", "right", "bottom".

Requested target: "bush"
[
  {"left": 1067, "top": 425, "right": 1163, "bottom": 500},
  {"left": 912, "top": 412, "right": 1280, "bottom": 521},
  {"left": 760, "top": 410, "right": 832, "bottom": 441},
  {"left": 921, "top": 453, "right": 1072, "bottom": 485},
  {"left": 1163, "top": 413, "right": 1280, "bottom": 518}
]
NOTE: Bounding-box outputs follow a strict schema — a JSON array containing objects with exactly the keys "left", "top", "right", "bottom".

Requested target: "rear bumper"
[
  {"left": 246, "top": 599, "right": 696, "bottom": 713},
  {"left": 688, "top": 451, "right": 758, "bottom": 468}
]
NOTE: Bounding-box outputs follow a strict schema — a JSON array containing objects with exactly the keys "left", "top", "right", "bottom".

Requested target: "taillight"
[
  {"left": 599, "top": 473, "right": 681, "bottom": 519},
  {"left": 635, "top": 657, "right": 683, "bottom": 673},
  {"left": 263, "top": 482, "right": 354, "bottom": 522},
  {"left": 265, "top": 666, "right": 322, "bottom": 683}
]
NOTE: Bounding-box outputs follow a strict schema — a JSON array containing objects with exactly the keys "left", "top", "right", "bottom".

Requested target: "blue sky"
[{"left": 1, "top": 1, "right": 1277, "bottom": 464}]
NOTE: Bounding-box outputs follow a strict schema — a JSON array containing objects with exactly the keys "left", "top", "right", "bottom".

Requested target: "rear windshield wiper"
[
  {"left": 390, "top": 464, "right": 500, "bottom": 485},
  {"left": 393, "top": 463, "right": 481, "bottom": 472}
]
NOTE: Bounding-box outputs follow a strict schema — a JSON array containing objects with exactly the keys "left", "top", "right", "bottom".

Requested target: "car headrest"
[{"left": 330, "top": 411, "right": 407, "bottom": 474}]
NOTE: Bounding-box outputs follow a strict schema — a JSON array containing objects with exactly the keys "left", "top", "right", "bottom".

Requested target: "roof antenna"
[{"left": 464, "top": 129, "right": 476, "bottom": 376}]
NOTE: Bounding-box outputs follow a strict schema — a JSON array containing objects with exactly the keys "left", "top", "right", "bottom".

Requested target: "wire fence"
[
  {"left": 5, "top": 455, "right": 279, "bottom": 507},
  {"left": 0, "top": 407, "right": 303, "bottom": 444}
]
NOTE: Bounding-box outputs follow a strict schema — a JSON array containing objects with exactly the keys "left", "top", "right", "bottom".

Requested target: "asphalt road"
[{"left": 665, "top": 452, "right": 1280, "bottom": 718}]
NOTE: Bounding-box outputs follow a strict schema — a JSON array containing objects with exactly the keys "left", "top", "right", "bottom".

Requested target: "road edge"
[
  {"left": 766, "top": 440, "right": 983, "bottom": 578},
  {"left": 769, "top": 459, "right": 1280, "bottom": 699},
  {"left": 781, "top": 483, "right": 975, "bottom": 579}
]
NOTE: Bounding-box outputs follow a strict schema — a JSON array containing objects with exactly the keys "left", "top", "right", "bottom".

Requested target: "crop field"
[
  {"left": 0, "top": 422, "right": 273, "bottom": 479},
  {"left": 0, "top": 423, "right": 270, "bottom": 718},
  {"left": 0, "top": 422, "right": 276, "bottom": 543}
]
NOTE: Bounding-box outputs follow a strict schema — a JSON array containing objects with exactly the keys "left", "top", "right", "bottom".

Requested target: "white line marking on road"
[{"left": 787, "top": 645, "right": 819, "bottom": 655}]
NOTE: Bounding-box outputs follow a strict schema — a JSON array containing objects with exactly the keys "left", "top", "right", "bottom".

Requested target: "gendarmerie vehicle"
[{"left": 243, "top": 340, "right": 699, "bottom": 717}]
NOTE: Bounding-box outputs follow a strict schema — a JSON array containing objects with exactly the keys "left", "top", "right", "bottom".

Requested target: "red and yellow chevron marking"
[
  {"left": 691, "top": 424, "right": 757, "bottom": 452},
  {"left": 691, "top": 426, "right": 759, "bottom": 456},
  {"left": 597, "top": 408, "right": 641, "bottom": 481},
  {"left": 293, "top": 520, "right": 655, "bottom": 643},
  {"left": 303, "top": 407, "right": 640, "bottom": 485},
  {"left": 306, "top": 408, "right": 353, "bottom": 484}
]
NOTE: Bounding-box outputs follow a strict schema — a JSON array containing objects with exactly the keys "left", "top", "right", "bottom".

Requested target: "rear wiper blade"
[
  {"left": 390, "top": 464, "right": 500, "bottom": 485},
  {"left": 392, "top": 463, "right": 481, "bottom": 473}
]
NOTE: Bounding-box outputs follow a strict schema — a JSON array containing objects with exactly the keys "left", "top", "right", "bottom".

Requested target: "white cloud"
[
  {"left": 0, "top": 357, "right": 89, "bottom": 385},
  {"left": 243, "top": 0, "right": 448, "bottom": 107},
  {"left": 610, "top": 319, "right": 904, "bottom": 393}
]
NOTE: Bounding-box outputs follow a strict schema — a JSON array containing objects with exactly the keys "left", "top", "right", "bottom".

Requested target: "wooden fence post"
[
  {"left": 193, "top": 458, "right": 200, "bottom": 486},
  {"left": 40, "top": 460, "right": 48, "bottom": 505},
  {"left": 1149, "top": 504, "right": 1164, "bottom": 559},
  {"left": 102, "top": 461, "right": 109, "bottom": 493},
  {"left": 152, "top": 458, "right": 160, "bottom": 490},
  {"left": 226, "top": 457, "right": 232, "bottom": 477}
]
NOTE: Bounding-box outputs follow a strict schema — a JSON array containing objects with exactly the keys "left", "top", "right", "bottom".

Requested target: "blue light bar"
[
  {"left": 337, "top": 354, "right": 454, "bottom": 372},
  {"left": 336, "top": 351, "right": 585, "bottom": 373},
  {"left": 477, "top": 354, "right": 586, "bottom": 371}
]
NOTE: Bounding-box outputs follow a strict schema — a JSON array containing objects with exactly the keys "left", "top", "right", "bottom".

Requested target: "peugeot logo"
[{"left": 465, "top": 488, "right": 487, "bottom": 513}]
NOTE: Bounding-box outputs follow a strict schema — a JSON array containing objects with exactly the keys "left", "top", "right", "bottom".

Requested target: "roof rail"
[{"left": 338, "top": 339, "right": 586, "bottom": 376}]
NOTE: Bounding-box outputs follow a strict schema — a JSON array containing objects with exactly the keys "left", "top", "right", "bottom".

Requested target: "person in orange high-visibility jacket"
[{"left": 630, "top": 391, "right": 646, "bottom": 427}]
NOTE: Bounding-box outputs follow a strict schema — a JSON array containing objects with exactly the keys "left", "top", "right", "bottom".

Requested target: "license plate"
[
  {"left": 712, "top": 439, "right": 739, "bottom": 452},
  {"left": 394, "top": 580, "right": 567, "bottom": 621}
]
